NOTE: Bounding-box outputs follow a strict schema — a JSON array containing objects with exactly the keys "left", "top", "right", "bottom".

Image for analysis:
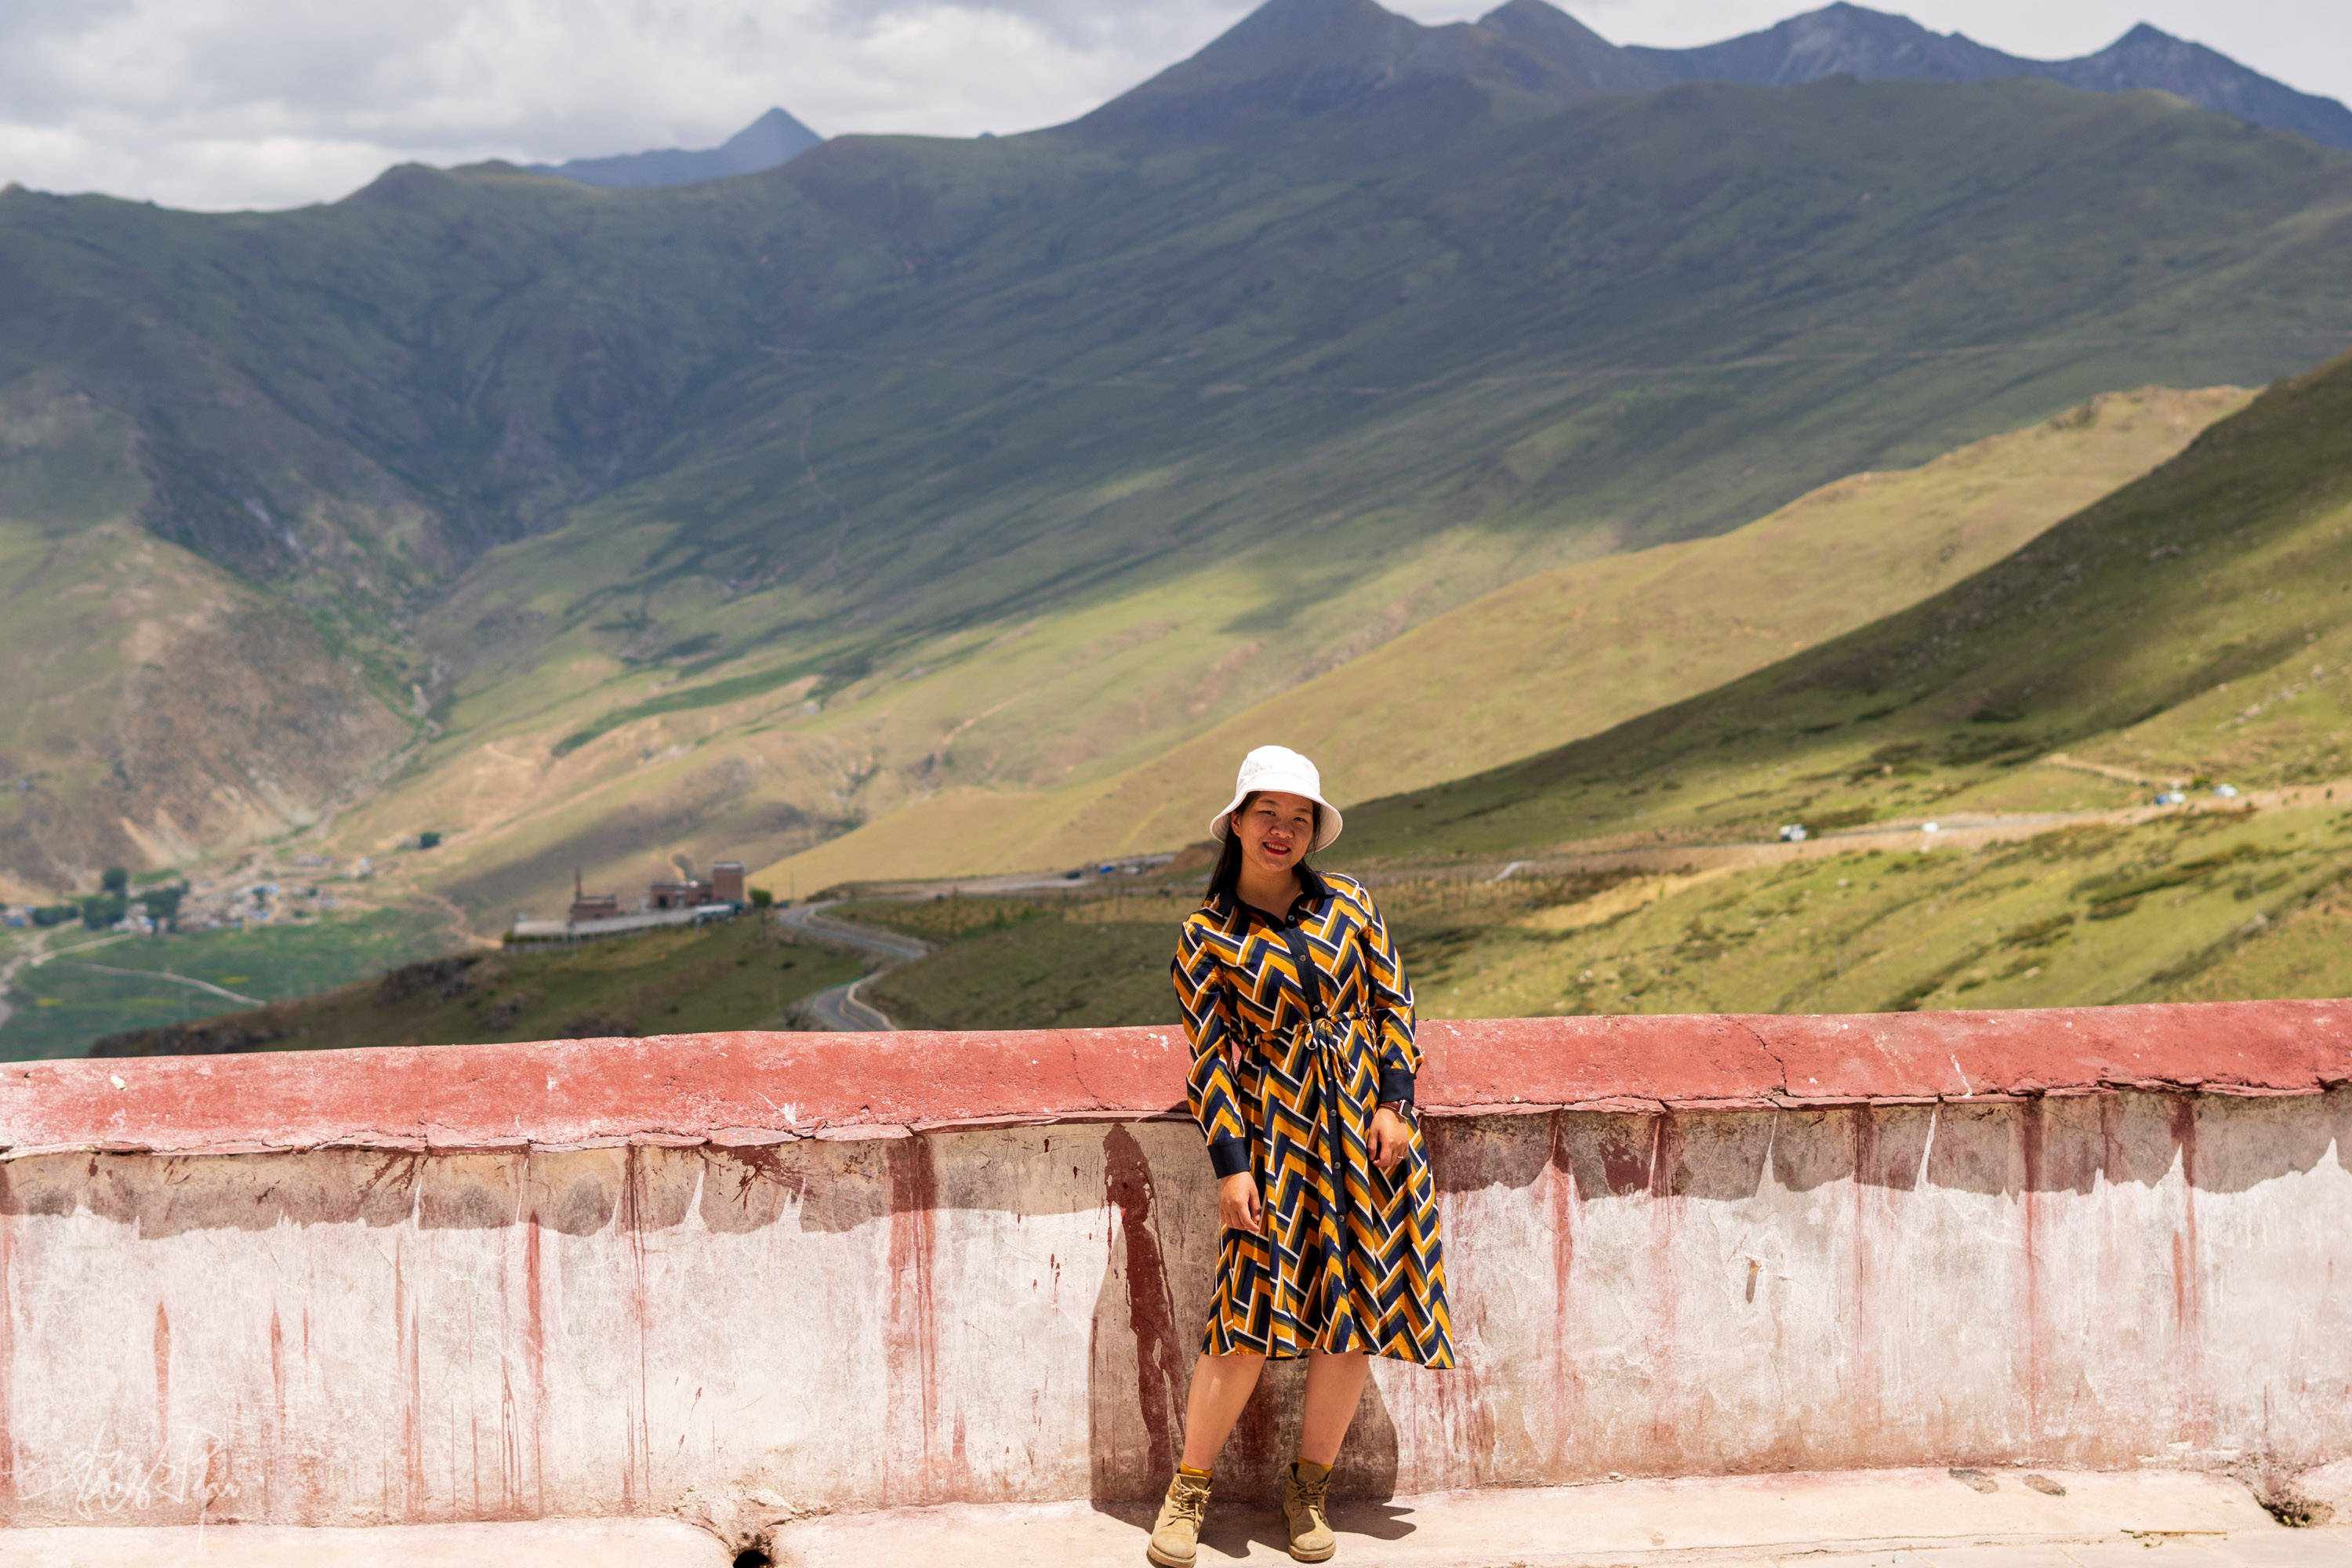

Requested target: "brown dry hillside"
[{"left": 0, "top": 375, "right": 410, "bottom": 900}]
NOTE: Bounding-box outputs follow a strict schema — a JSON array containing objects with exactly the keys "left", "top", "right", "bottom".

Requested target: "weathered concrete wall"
[{"left": 0, "top": 1003, "right": 2346, "bottom": 1529}]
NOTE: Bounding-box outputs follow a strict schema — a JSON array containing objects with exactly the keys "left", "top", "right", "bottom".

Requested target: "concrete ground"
[
  {"left": 0, "top": 1515, "right": 734, "bottom": 1566},
  {"left": 3, "top": 1471, "right": 2345, "bottom": 1566},
  {"left": 770, "top": 1469, "right": 2350, "bottom": 1568}
]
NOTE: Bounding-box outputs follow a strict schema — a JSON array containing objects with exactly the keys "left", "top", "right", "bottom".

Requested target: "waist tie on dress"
[{"left": 1238, "top": 1009, "right": 1374, "bottom": 1330}]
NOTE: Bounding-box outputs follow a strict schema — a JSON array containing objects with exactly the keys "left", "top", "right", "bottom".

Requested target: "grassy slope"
[
  {"left": 836, "top": 352, "right": 2352, "bottom": 1029},
  {"left": 848, "top": 895, "right": 1185, "bottom": 1030},
  {"left": 73, "top": 915, "right": 864, "bottom": 1059},
  {"left": 760, "top": 384, "right": 2250, "bottom": 889},
  {"left": 1275, "top": 346, "right": 2352, "bottom": 1023},
  {"left": 4, "top": 80, "right": 2349, "bottom": 920},
  {"left": 789, "top": 791, "right": 2352, "bottom": 1029},
  {"left": 1369, "top": 802, "right": 2352, "bottom": 1019},
  {"left": 1337, "top": 347, "right": 2352, "bottom": 864}
]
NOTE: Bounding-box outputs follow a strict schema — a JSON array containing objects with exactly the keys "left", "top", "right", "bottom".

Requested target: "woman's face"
[{"left": 1236, "top": 791, "right": 1316, "bottom": 877}]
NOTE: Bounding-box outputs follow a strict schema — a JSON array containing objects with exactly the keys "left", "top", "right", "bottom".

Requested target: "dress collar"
[{"left": 1207, "top": 864, "right": 1334, "bottom": 924}]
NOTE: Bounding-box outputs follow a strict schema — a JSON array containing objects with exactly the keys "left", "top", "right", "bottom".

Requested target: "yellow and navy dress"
[{"left": 1171, "top": 867, "right": 1454, "bottom": 1367}]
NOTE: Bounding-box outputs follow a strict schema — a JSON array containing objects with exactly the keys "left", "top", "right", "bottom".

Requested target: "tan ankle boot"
[
  {"left": 1146, "top": 1468, "right": 1214, "bottom": 1566},
  {"left": 1282, "top": 1460, "right": 1336, "bottom": 1562}
]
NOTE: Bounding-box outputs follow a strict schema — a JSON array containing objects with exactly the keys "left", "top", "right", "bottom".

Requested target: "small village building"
[
  {"left": 568, "top": 872, "right": 621, "bottom": 924},
  {"left": 649, "top": 862, "right": 746, "bottom": 910},
  {"left": 514, "top": 858, "right": 750, "bottom": 942}
]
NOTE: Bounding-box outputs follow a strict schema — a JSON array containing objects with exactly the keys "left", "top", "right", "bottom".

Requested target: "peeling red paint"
[
  {"left": 1544, "top": 1113, "right": 1582, "bottom": 1473},
  {"left": 397, "top": 1242, "right": 426, "bottom": 1515},
  {"left": 2170, "top": 1095, "right": 2210, "bottom": 1446},
  {"left": 525, "top": 1214, "right": 546, "bottom": 1515},
  {"left": 1849, "top": 1108, "right": 1879, "bottom": 1438},
  {"left": 1644, "top": 1115, "right": 1681, "bottom": 1463},
  {"left": 153, "top": 1301, "right": 172, "bottom": 1452},
  {"left": 267, "top": 1308, "right": 285, "bottom": 1517},
  {"left": 0, "top": 1171, "right": 15, "bottom": 1515},
  {"left": 1103, "top": 1123, "right": 1184, "bottom": 1481},
  {"left": 884, "top": 1137, "right": 941, "bottom": 1505},
  {"left": 2018, "top": 1098, "right": 2045, "bottom": 1454},
  {"left": 620, "top": 1148, "right": 652, "bottom": 1512}
]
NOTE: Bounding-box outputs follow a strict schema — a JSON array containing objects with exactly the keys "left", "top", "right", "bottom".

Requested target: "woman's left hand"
[{"left": 1368, "top": 1106, "right": 1410, "bottom": 1173}]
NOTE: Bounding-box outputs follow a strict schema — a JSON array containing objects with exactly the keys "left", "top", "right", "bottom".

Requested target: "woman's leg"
[
  {"left": 1179, "top": 1350, "right": 1266, "bottom": 1470},
  {"left": 1298, "top": 1349, "right": 1370, "bottom": 1467}
]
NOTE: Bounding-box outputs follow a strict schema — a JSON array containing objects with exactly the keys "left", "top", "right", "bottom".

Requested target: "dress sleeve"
[
  {"left": 1359, "top": 888, "right": 1420, "bottom": 1106},
  {"left": 1173, "top": 918, "right": 1252, "bottom": 1179}
]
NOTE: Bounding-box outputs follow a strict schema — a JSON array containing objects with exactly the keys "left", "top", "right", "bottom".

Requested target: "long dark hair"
[{"left": 1207, "top": 791, "right": 1320, "bottom": 906}]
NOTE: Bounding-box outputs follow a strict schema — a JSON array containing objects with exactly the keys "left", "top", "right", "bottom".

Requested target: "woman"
[{"left": 1149, "top": 745, "right": 1453, "bottom": 1567}]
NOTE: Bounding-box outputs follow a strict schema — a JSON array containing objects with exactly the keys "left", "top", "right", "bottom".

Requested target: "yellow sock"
[
  {"left": 1294, "top": 1459, "right": 1332, "bottom": 1482},
  {"left": 1178, "top": 1464, "right": 1212, "bottom": 1480}
]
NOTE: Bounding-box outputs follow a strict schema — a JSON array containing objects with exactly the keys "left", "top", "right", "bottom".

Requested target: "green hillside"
[
  {"left": 1342, "top": 346, "right": 2352, "bottom": 864},
  {"left": 76, "top": 915, "right": 862, "bottom": 1058},
  {"left": 762, "top": 384, "right": 2249, "bottom": 888},
  {"left": 3, "top": 3, "right": 2350, "bottom": 929},
  {"left": 815, "top": 347, "right": 2352, "bottom": 1029}
]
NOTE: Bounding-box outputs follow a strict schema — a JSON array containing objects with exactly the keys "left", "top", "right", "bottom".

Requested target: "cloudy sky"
[{"left": 2, "top": 0, "right": 2343, "bottom": 212}]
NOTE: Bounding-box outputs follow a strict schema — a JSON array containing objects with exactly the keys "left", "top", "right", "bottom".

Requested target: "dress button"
[{"left": 1285, "top": 915, "right": 1300, "bottom": 927}]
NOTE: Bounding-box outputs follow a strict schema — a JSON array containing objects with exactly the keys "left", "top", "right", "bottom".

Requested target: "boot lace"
[
  {"left": 1169, "top": 1477, "right": 1210, "bottom": 1524},
  {"left": 1292, "top": 1468, "right": 1330, "bottom": 1527}
]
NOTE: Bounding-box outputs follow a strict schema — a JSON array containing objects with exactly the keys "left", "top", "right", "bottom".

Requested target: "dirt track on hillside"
[{"left": 1395, "top": 776, "right": 2352, "bottom": 888}]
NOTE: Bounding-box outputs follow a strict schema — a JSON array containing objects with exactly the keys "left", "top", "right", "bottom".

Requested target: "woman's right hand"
[{"left": 1218, "top": 1171, "right": 1264, "bottom": 1232}]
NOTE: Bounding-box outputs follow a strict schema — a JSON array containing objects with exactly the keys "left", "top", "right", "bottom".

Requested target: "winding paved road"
[{"left": 773, "top": 901, "right": 932, "bottom": 1032}]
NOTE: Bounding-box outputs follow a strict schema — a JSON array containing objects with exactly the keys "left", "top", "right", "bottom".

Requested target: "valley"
[
  {"left": 5, "top": 0, "right": 2352, "bottom": 1056},
  {"left": 72, "top": 336, "right": 2350, "bottom": 1053}
]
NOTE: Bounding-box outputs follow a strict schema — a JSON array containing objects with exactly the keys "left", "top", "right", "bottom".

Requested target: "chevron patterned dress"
[{"left": 1172, "top": 868, "right": 1454, "bottom": 1368}]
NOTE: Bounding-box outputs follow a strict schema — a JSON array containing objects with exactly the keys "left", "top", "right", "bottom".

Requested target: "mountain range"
[
  {"left": 524, "top": 107, "right": 823, "bottom": 187},
  {"left": 1620, "top": 5, "right": 2352, "bottom": 148},
  {"left": 1, "top": 0, "right": 2349, "bottom": 947},
  {"left": 514, "top": 2, "right": 2348, "bottom": 193},
  {"left": 1047, "top": 0, "right": 2352, "bottom": 151}
]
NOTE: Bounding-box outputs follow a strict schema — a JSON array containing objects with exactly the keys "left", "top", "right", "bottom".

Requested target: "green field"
[
  {"left": 80, "top": 914, "right": 865, "bottom": 1058},
  {"left": 0, "top": 908, "right": 456, "bottom": 1059}
]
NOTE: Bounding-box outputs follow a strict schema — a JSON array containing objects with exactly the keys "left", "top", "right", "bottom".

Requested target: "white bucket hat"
[{"left": 1209, "top": 745, "right": 1343, "bottom": 851}]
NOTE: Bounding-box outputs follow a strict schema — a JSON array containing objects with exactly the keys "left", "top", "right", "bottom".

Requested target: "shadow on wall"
[
  {"left": 1421, "top": 1091, "right": 2352, "bottom": 1205},
  {"left": 8, "top": 1091, "right": 2340, "bottom": 1244},
  {"left": 1086, "top": 1123, "right": 1406, "bottom": 1510}
]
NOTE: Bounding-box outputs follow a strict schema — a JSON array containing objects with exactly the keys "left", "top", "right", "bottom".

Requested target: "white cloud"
[{"left": 0, "top": 0, "right": 2342, "bottom": 212}]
